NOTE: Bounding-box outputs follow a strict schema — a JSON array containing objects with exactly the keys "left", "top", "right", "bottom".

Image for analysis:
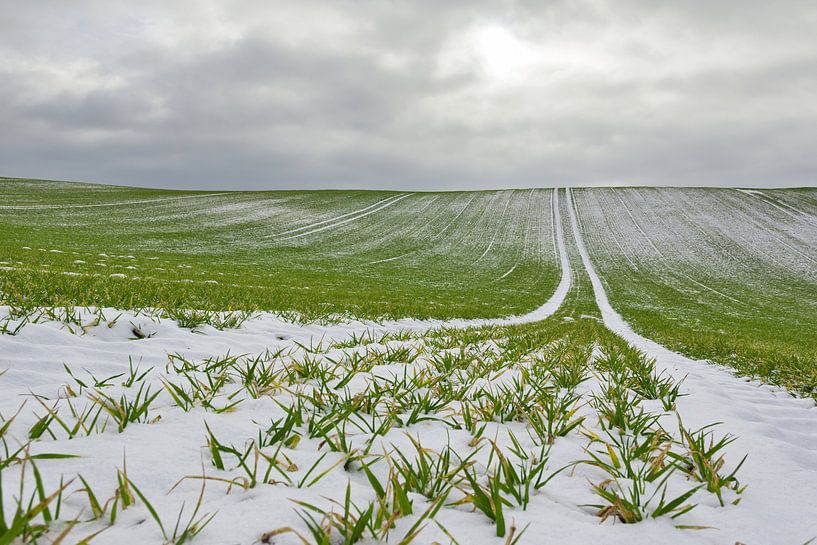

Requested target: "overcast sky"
[{"left": 2, "top": 1, "right": 816, "bottom": 190}]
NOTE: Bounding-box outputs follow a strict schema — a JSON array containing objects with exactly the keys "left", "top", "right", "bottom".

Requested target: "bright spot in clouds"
[{"left": 471, "top": 25, "right": 539, "bottom": 81}]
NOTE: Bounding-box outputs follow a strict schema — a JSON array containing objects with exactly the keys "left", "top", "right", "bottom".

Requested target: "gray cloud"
[{"left": 1, "top": 0, "right": 816, "bottom": 189}]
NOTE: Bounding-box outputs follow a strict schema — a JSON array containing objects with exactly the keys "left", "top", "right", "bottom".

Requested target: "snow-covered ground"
[
  {"left": 566, "top": 188, "right": 817, "bottom": 545},
  {"left": 1, "top": 189, "right": 816, "bottom": 545}
]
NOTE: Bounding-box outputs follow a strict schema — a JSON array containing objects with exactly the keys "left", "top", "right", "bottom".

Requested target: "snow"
[
  {"left": 276, "top": 194, "right": 412, "bottom": 240},
  {"left": 0, "top": 193, "right": 230, "bottom": 210},
  {"left": 271, "top": 194, "right": 407, "bottom": 238},
  {"left": 366, "top": 192, "right": 478, "bottom": 265},
  {"left": 567, "top": 188, "right": 817, "bottom": 545},
  {"left": 1, "top": 188, "right": 815, "bottom": 544},
  {"left": 474, "top": 190, "right": 516, "bottom": 263},
  {"left": 442, "top": 188, "right": 571, "bottom": 327},
  {"left": 498, "top": 264, "right": 517, "bottom": 279}
]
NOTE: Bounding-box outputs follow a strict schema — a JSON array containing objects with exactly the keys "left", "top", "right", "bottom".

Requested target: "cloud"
[{"left": 1, "top": 0, "right": 816, "bottom": 189}]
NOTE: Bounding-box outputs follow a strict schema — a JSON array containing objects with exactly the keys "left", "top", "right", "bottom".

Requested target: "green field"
[
  {"left": 0, "top": 178, "right": 559, "bottom": 320},
  {"left": 573, "top": 187, "right": 817, "bottom": 395},
  {"left": 2, "top": 178, "right": 815, "bottom": 544},
  {"left": 2, "top": 178, "right": 816, "bottom": 393}
]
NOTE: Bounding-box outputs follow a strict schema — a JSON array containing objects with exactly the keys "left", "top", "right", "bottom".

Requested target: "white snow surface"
[{"left": 0, "top": 189, "right": 815, "bottom": 544}]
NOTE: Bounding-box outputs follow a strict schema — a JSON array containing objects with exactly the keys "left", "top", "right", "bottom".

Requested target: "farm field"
[
  {"left": 572, "top": 187, "right": 817, "bottom": 396},
  {"left": 0, "top": 180, "right": 816, "bottom": 545},
  {"left": 0, "top": 178, "right": 560, "bottom": 321}
]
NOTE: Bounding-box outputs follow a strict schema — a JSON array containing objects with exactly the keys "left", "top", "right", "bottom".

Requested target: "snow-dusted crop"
[{"left": 1, "top": 180, "right": 816, "bottom": 545}]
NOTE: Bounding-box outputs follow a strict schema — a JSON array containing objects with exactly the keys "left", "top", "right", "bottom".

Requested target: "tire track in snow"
[
  {"left": 569, "top": 187, "right": 660, "bottom": 338},
  {"left": 276, "top": 194, "right": 411, "bottom": 241},
  {"left": 567, "top": 187, "right": 817, "bottom": 545},
  {"left": 737, "top": 188, "right": 817, "bottom": 224},
  {"left": 442, "top": 187, "right": 570, "bottom": 326},
  {"left": 269, "top": 194, "right": 407, "bottom": 238},
  {"left": 546, "top": 189, "right": 556, "bottom": 266}
]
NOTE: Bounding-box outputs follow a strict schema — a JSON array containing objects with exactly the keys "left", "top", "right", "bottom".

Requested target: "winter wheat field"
[{"left": 1, "top": 177, "right": 816, "bottom": 545}]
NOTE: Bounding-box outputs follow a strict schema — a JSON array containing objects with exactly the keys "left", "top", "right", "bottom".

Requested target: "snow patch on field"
[
  {"left": 271, "top": 194, "right": 406, "bottom": 238},
  {"left": 275, "top": 194, "right": 411, "bottom": 240}
]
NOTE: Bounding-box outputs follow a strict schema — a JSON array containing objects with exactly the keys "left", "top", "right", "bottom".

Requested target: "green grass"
[
  {"left": 0, "top": 177, "right": 560, "bottom": 320},
  {"left": 0, "top": 217, "right": 751, "bottom": 541},
  {"left": 573, "top": 187, "right": 817, "bottom": 396},
  {"left": 3, "top": 177, "right": 816, "bottom": 396}
]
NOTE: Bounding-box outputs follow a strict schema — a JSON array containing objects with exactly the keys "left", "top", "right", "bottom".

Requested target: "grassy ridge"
[{"left": 0, "top": 178, "right": 560, "bottom": 320}]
